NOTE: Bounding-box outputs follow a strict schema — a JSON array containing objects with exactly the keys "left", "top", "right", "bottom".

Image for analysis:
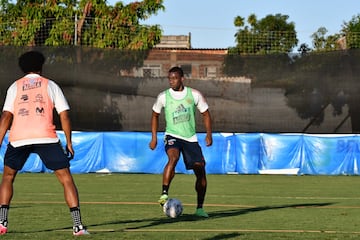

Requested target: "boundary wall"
[{"left": 1, "top": 132, "right": 359, "bottom": 175}]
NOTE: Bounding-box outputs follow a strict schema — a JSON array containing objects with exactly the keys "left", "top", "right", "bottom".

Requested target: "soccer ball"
[{"left": 163, "top": 198, "right": 183, "bottom": 218}]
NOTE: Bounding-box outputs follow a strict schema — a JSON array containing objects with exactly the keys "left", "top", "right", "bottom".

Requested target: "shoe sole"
[
  {"left": 73, "top": 230, "right": 90, "bottom": 236},
  {"left": 158, "top": 200, "right": 167, "bottom": 206},
  {"left": 0, "top": 225, "right": 7, "bottom": 235}
]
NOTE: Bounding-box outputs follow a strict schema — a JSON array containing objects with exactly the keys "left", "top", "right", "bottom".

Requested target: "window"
[
  {"left": 142, "top": 64, "right": 161, "bottom": 77},
  {"left": 205, "top": 66, "right": 217, "bottom": 78}
]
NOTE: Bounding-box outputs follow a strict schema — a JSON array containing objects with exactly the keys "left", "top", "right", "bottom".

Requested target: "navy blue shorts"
[
  {"left": 4, "top": 141, "right": 70, "bottom": 171},
  {"left": 164, "top": 135, "right": 205, "bottom": 170}
]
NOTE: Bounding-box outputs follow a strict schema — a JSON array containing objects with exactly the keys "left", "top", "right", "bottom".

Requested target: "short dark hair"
[
  {"left": 169, "top": 66, "right": 184, "bottom": 77},
  {"left": 18, "top": 51, "right": 45, "bottom": 73}
]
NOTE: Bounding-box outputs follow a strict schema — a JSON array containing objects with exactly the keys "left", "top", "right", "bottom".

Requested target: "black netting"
[{"left": 0, "top": 46, "right": 359, "bottom": 133}]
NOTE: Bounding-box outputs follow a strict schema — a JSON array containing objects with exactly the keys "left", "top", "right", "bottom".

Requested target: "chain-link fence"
[
  {"left": 0, "top": 16, "right": 150, "bottom": 49},
  {"left": 1, "top": 17, "right": 360, "bottom": 52}
]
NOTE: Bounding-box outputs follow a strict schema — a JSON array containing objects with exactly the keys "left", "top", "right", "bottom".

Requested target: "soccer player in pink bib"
[{"left": 0, "top": 51, "right": 89, "bottom": 235}]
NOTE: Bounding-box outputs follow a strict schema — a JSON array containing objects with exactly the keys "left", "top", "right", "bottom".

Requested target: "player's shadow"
[
  {"left": 202, "top": 233, "right": 243, "bottom": 240},
  {"left": 12, "top": 202, "right": 335, "bottom": 234},
  {"left": 122, "top": 202, "right": 335, "bottom": 230},
  {"left": 191, "top": 202, "right": 335, "bottom": 220}
]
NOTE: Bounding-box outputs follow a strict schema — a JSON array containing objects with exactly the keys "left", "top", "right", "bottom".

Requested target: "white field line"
[
  {"left": 11, "top": 200, "right": 360, "bottom": 209},
  {"left": 54, "top": 228, "right": 360, "bottom": 234},
  {"left": 123, "top": 228, "right": 360, "bottom": 234}
]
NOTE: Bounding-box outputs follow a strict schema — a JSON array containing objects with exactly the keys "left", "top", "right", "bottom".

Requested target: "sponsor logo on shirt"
[{"left": 22, "top": 79, "right": 42, "bottom": 91}]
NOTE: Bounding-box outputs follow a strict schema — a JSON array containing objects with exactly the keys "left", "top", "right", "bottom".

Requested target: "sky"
[{"left": 115, "top": 0, "right": 360, "bottom": 49}]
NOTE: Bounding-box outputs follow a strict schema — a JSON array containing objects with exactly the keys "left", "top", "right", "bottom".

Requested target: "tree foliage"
[
  {"left": 341, "top": 14, "right": 360, "bottom": 49},
  {"left": 0, "top": 0, "right": 164, "bottom": 50},
  {"left": 310, "top": 15, "right": 360, "bottom": 52},
  {"left": 310, "top": 27, "right": 341, "bottom": 52},
  {"left": 229, "top": 13, "right": 298, "bottom": 55}
]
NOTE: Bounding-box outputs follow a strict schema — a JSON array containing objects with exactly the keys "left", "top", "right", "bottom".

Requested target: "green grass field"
[{"left": 1, "top": 173, "right": 360, "bottom": 239}]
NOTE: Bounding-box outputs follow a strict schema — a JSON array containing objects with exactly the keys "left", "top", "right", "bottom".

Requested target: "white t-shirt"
[
  {"left": 152, "top": 86, "right": 209, "bottom": 142},
  {"left": 3, "top": 74, "right": 69, "bottom": 114},
  {"left": 3, "top": 74, "right": 70, "bottom": 147}
]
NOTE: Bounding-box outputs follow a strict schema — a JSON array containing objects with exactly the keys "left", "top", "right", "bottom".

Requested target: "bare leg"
[
  {"left": 54, "top": 168, "right": 79, "bottom": 208},
  {"left": 54, "top": 167, "right": 88, "bottom": 234},
  {"left": 193, "top": 162, "right": 207, "bottom": 209},
  {"left": 162, "top": 148, "right": 180, "bottom": 190},
  {"left": 0, "top": 166, "right": 17, "bottom": 231},
  {"left": 0, "top": 166, "right": 17, "bottom": 205}
]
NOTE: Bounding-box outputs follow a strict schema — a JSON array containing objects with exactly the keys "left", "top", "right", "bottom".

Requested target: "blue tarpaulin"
[{"left": 1, "top": 132, "right": 360, "bottom": 175}]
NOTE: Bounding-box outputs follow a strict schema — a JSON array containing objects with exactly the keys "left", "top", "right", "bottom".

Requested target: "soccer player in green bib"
[{"left": 149, "top": 66, "right": 213, "bottom": 218}]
